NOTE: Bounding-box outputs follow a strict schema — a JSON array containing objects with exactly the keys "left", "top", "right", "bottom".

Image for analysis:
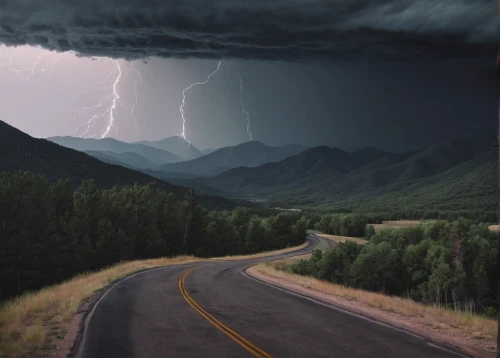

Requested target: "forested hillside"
[
  {"left": 0, "top": 172, "right": 306, "bottom": 301},
  {"left": 290, "top": 220, "right": 499, "bottom": 316},
  {"left": 200, "top": 140, "right": 497, "bottom": 220}
]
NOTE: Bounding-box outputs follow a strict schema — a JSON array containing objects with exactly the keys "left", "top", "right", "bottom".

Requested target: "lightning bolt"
[
  {"left": 180, "top": 60, "right": 222, "bottom": 144},
  {"left": 0, "top": 47, "right": 142, "bottom": 140},
  {"left": 0, "top": 47, "right": 65, "bottom": 82},
  {"left": 0, "top": 48, "right": 43, "bottom": 82},
  {"left": 46, "top": 52, "right": 64, "bottom": 76},
  {"left": 101, "top": 60, "right": 122, "bottom": 138},
  {"left": 71, "top": 59, "right": 144, "bottom": 139},
  {"left": 129, "top": 61, "right": 144, "bottom": 133},
  {"left": 237, "top": 73, "right": 253, "bottom": 141}
]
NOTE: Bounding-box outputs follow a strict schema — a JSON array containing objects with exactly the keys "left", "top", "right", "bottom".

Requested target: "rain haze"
[{"left": 0, "top": 0, "right": 496, "bottom": 151}]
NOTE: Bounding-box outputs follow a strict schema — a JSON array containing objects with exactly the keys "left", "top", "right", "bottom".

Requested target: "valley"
[
  {"left": 41, "top": 128, "right": 499, "bottom": 221},
  {"left": 0, "top": 121, "right": 498, "bottom": 358}
]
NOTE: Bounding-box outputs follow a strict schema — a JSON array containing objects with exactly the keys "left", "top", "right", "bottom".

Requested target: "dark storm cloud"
[{"left": 0, "top": 0, "right": 497, "bottom": 61}]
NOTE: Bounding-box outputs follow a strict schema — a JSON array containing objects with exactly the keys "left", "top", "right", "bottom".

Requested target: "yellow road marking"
[{"left": 178, "top": 267, "right": 273, "bottom": 358}]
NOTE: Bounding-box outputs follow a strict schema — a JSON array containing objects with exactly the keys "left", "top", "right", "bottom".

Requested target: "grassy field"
[
  {"left": 372, "top": 220, "right": 422, "bottom": 232},
  {"left": 488, "top": 224, "right": 500, "bottom": 232},
  {"left": 210, "top": 241, "right": 309, "bottom": 261},
  {"left": 251, "top": 263, "right": 497, "bottom": 356},
  {"left": 316, "top": 233, "right": 367, "bottom": 245}
]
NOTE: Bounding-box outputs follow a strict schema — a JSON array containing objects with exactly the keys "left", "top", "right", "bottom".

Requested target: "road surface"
[{"left": 75, "top": 236, "right": 466, "bottom": 358}]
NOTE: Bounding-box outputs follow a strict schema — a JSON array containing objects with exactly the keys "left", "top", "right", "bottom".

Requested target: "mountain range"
[
  {"left": 198, "top": 139, "right": 496, "bottom": 212},
  {"left": 134, "top": 137, "right": 204, "bottom": 161},
  {"left": 159, "top": 141, "right": 308, "bottom": 177},
  {"left": 2, "top": 121, "right": 495, "bottom": 214}
]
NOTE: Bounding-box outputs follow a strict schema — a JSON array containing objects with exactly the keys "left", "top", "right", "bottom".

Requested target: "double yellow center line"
[{"left": 178, "top": 267, "right": 273, "bottom": 358}]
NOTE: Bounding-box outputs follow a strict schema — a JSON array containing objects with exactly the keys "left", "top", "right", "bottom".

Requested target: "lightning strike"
[
  {"left": 131, "top": 79, "right": 140, "bottom": 132},
  {"left": 0, "top": 47, "right": 64, "bottom": 81},
  {"left": 71, "top": 59, "right": 144, "bottom": 139},
  {"left": 0, "top": 48, "right": 42, "bottom": 82},
  {"left": 237, "top": 73, "right": 253, "bottom": 141},
  {"left": 0, "top": 47, "right": 141, "bottom": 140},
  {"left": 47, "top": 52, "right": 64, "bottom": 76},
  {"left": 129, "top": 61, "right": 145, "bottom": 134},
  {"left": 180, "top": 60, "right": 222, "bottom": 144},
  {"left": 101, "top": 60, "right": 122, "bottom": 138}
]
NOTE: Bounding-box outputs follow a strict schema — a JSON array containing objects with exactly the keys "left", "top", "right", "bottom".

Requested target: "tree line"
[
  {"left": 290, "top": 219, "right": 499, "bottom": 316},
  {"left": 0, "top": 172, "right": 306, "bottom": 301}
]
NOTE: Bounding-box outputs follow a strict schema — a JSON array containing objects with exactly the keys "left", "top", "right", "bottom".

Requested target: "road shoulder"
[{"left": 246, "top": 264, "right": 496, "bottom": 358}]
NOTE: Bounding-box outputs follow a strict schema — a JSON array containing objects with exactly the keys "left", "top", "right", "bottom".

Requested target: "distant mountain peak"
[
  {"left": 135, "top": 137, "right": 203, "bottom": 161},
  {"left": 159, "top": 141, "right": 307, "bottom": 176},
  {"left": 237, "top": 140, "right": 268, "bottom": 148},
  {"left": 47, "top": 136, "right": 182, "bottom": 165},
  {"left": 155, "top": 136, "right": 186, "bottom": 143}
]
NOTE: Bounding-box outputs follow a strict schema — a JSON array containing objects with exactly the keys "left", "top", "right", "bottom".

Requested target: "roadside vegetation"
[
  {"left": 282, "top": 219, "right": 499, "bottom": 317},
  {"left": 315, "top": 233, "right": 367, "bottom": 245}
]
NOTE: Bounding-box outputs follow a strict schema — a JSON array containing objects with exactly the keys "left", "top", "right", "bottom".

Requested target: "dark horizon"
[{"left": 39, "top": 125, "right": 498, "bottom": 154}]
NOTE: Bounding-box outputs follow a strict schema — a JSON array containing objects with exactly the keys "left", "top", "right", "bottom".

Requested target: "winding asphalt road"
[{"left": 75, "top": 236, "right": 467, "bottom": 358}]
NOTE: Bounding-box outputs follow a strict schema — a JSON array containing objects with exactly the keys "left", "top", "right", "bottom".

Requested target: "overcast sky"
[{"left": 0, "top": 0, "right": 497, "bottom": 151}]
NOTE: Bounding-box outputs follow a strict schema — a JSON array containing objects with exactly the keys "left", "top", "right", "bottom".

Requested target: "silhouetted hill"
[
  {"left": 0, "top": 121, "right": 235, "bottom": 208},
  {"left": 136, "top": 136, "right": 203, "bottom": 161},
  {"left": 160, "top": 141, "right": 307, "bottom": 176},
  {"left": 48, "top": 136, "right": 182, "bottom": 165},
  {"left": 201, "top": 146, "right": 397, "bottom": 191},
  {"left": 198, "top": 139, "right": 495, "bottom": 211}
]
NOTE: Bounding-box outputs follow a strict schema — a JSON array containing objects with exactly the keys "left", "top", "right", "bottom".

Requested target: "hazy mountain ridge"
[
  {"left": 83, "top": 150, "right": 157, "bottom": 170},
  {"left": 135, "top": 136, "right": 203, "bottom": 161},
  {"left": 48, "top": 136, "right": 182, "bottom": 165},
  {"left": 10, "top": 120, "right": 494, "bottom": 212},
  {"left": 198, "top": 139, "right": 496, "bottom": 211},
  {"left": 159, "top": 141, "right": 308, "bottom": 176},
  {"left": 0, "top": 121, "right": 235, "bottom": 208}
]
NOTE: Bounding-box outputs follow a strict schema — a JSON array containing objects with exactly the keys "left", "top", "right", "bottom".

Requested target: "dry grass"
[
  {"left": 372, "top": 220, "right": 422, "bottom": 232},
  {"left": 316, "top": 234, "right": 367, "bottom": 245},
  {"left": 267, "top": 253, "right": 313, "bottom": 271},
  {"left": 488, "top": 225, "right": 500, "bottom": 232},
  {"left": 210, "top": 241, "right": 309, "bottom": 261},
  {"left": 252, "top": 264, "right": 497, "bottom": 350},
  {"left": 0, "top": 256, "right": 201, "bottom": 358}
]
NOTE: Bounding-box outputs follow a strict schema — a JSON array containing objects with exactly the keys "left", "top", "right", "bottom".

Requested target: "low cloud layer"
[{"left": 0, "top": 0, "right": 496, "bottom": 61}]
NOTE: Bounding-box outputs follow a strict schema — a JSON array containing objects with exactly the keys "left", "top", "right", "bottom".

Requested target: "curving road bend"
[{"left": 75, "top": 236, "right": 466, "bottom": 358}]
